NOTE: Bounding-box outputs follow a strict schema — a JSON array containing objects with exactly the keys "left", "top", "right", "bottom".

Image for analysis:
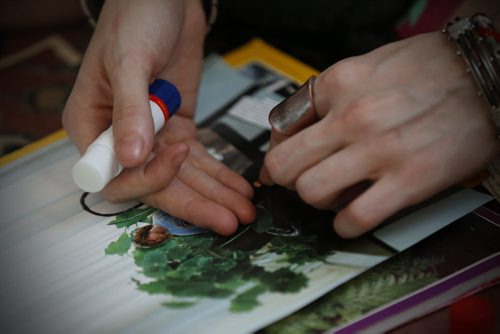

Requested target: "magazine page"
[{"left": 0, "top": 40, "right": 492, "bottom": 333}]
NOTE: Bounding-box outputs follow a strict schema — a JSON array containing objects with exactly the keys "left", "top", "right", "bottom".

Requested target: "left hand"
[
  {"left": 103, "top": 114, "right": 256, "bottom": 236},
  {"left": 260, "top": 32, "right": 500, "bottom": 238},
  {"left": 63, "top": 0, "right": 255, "bottom": 235}
]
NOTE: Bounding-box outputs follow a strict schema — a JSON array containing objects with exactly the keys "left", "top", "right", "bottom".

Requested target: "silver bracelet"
[{"left": 444, "top": 13, "right": 500, "bottom": 130}]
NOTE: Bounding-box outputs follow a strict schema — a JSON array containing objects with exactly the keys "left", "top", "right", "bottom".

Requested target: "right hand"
[
  {"left": 63, "top": 0, "right": 255, "bottom": 235},
  {"left": 259, "top": 32, "right": 499, "bottom": 238}
]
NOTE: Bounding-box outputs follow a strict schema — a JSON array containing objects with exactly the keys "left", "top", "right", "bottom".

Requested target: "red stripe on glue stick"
[{"left": 149, "top": 94, "right": 170, "bottom": 121}]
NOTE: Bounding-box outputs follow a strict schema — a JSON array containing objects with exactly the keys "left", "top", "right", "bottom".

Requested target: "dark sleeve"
[{"left": 207, "top": 0, "right": 414, "bottom": 69}]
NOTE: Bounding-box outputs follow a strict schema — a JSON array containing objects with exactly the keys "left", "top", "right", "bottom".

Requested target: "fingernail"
[{"left": 117, "top": 135, "right": 144, "bottom": 165}]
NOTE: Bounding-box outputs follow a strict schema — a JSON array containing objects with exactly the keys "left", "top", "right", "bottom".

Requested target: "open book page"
[{"left": 0, "top": 40, "right": 493, "bottom": 333}]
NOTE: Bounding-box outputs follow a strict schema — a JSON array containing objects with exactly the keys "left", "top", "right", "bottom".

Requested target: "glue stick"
[{"left": 72, "top": 79, "right": 181, "bottom": 193}]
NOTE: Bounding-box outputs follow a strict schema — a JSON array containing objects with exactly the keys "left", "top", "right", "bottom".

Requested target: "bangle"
[
  {"left": 444, "top": 13, "right": 500, "bottom": 131},
  {"left": 201, "top": 0, "right": 218, "bottom": 34}
]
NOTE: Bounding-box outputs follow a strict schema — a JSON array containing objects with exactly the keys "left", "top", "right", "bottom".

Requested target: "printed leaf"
[
  {"left": 258, "top": 268, "right": 308, "bottom": 293},
  {"left": 138, "top": 280, "right": 170, "bottom": 295},
  {"left": 108, "top": 207, "right": 156, "bottom": 229},
  {"left": 162, "top": 301, "right": 196, "bottom": 309},
  {"left": 139, "top": 279, "right": 233, "bottom": 298},
  {"left": 105, "top": 232, "right": 132, "bottom": 256},
  {"left": 253, "top": 206, "right": 274, "bottom": 233},
  {"left": 109, "top": 213, "right": 334, "bottom": 312},
  {"left": 265, "top": 254, "right": 444, "bottom": 333},
  {"left": 230, "top": 285, "right": 267, "bottom": 312},
  {"left": 142, "top": 250, "right": 170, "bottom": 277}
]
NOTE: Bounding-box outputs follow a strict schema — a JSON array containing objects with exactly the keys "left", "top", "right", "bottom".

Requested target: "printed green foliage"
[
  {"left": 230, "top": 285, "right": 267, "bottom": 312},
  {"left": 106, "top": 205, "right": 333, "bottom": 313},
  {"left": 141, "top": 250, "right": 170, "bottom": 277},
  {"left": 105, "top": 232, "right": 132, "bottom": 255},
  {"left": 139, "top": 279, "right": 234, "bottom": 298},
  {"left": 162, "top": 301, "right": 197, "bottom": 309},
  {"left": 253, "top": 206, "right": 274, "bottom": 233},
  {"left": 264, "top": 253, "right": 444, "bottom": 333},
  {"left": 108, "top": 207, "right": 156, "bottom": 229},
  {"left": 256, "top": 268, "right": 308, "bottom": 293},
  {"left": 269, "top": 236, "right": 329, "bottom": 265}
]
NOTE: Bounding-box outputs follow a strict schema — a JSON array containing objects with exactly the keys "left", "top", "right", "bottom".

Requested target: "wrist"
[{"left": 442, "top": 12, "right": 500, "bottom": 201}]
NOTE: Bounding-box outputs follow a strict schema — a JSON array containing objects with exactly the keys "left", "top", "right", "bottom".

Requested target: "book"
[{"left": 0, "top": 39, "right": 495, "bottom": 333}]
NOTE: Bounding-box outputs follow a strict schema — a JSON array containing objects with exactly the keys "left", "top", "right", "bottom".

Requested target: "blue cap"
[{"left": 148, "top": 79, "right": 182, "bottom": 116}]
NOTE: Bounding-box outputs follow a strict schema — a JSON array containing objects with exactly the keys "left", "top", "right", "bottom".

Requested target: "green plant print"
[
  {"left": 105, "top": 202, "right": 335, "bottom": 313},
  {"left": 264, "top": 252, "right": 444, "bottom": 333}
]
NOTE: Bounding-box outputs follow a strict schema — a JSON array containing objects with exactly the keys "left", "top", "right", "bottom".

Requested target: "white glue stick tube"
[{"left": 72, "top": 79, "right": 181, "bottom": 193}]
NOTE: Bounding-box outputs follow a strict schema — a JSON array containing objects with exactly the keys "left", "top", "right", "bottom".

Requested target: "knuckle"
[
  {"left": 338, "top": 100, "right": 368, "bottom": 132},
  {"left": 214, "top": 164, "right": 228, "bottom": 181},
  {"left": 402, "top": 159, "right": 442, "bottom": 191},
  {"left": 302, "top": 124, "right": 325, "bottom": 149},
  {"left": 113, "top": 100, "right": 143, "bottom": 120},
  {"left": 108, "top": 48, "right": 151, "bottom": 74},
  {"left": 296, "top": 175, "right": 322, "bottom": 206},
  {"left": 112, "top": 106, "right": 150, "bottom": 137},
  {"left": 264, "top": 152, "right": 285, "bottom": 184},
  {"left": 189, "top": 139, "right": 205, "bottom": 153},
  {"left": 340, "top": 97, "right": 375, "bottom": 131},
  {"left": 377, "top": 128, "right": 407, "bottom": 159},
  {"left": 324, "top": 57, "right": 372, "bottom": 92},
  {"left": 208, "top": 183, "right": 225, "bottom": 200}
]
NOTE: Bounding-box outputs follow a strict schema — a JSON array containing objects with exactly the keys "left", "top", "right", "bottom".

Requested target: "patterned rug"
[{"left": 0, "top": 24, "right": 91, "bottom": 156}]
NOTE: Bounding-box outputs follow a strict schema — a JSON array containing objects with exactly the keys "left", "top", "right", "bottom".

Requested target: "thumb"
[{"left": 111, "top": 68, "right": 154, "bottom": 168}]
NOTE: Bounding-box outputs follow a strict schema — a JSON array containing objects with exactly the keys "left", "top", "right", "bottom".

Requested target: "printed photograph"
[
  {"left": 196, "top": 127, "right": 254, "bottom": 175},
  {"left": 103, "top": 183, "right": 393, "bottom": 332},
  {"left": 239, "top": 62, "right": 282, "bottom": 85}
]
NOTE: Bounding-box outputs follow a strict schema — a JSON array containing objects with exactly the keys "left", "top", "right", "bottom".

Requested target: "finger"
[
  {"left": 295, "top": 143, "right": 376, "bottom": 209},
  {"left": 264, "top": 115, "right": 345, "bottom": 187},
  {"left": 62, "top": 70, "right": 113, "bottom": 153},
  {"left": 102, "top": 142, "right": 189, "bottom": 201},
  {"left": 258, "top": 166, "right": 273, "bottom": 186},
  {"left": 178, "top": 160, "right": 256, "bottom": 224},
  {"left": 189, "top": 144, "right": 254, "bottom": 200},
  {"left": 155, "top": 0, "right": 206, "bottom": 118},
  {"left": 333, "top": 174, "right": 433, "bottom": 238},
  {"left": 259, "top": 131, "right": 290, "bottom": 185},
  {"left": 143, "top": 179, "right": 240, "bottom": 236},
  {"left": 110, "top": 63, "right": 154, "bottom": 168}
]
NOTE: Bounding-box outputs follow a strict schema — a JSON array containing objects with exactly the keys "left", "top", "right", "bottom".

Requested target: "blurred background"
[{"left": 0, "top": 1, "right": 89, "bottom": 156}]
